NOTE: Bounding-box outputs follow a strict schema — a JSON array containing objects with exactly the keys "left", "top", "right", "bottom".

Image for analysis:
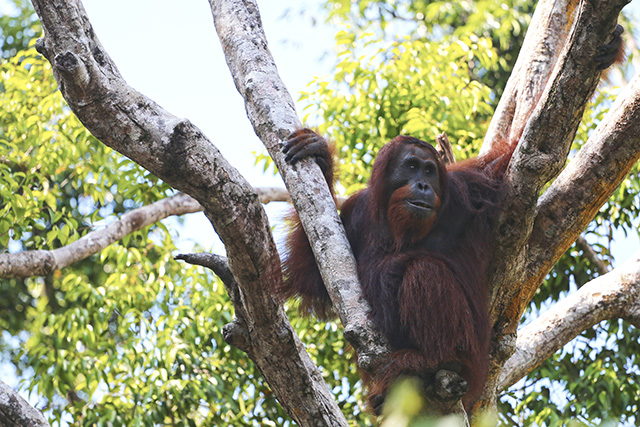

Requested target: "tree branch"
[
  {"left": 209, "top": 0, "right": 471, "bottom": 416},
  {"left": 209, "top": 0, "right": 390, "bottom": 372},
  {"left": 175, "top": 253, "right": 251, "bottom": 351},
  {"left": 482, "top": 0, "right": 579, "bottom": 152},
  {"left": 575, "top": 236, "right": 610, "bottom": 276},
  {"left": 527, "top": 71, "right": 640, "bottom": 302},
  {"left": 499, "top": 249, "right": 640, "bottom": 389},
  {"left": 436, "top": 132, "right": 456, "bottom": 165},
  {"left": 0, "top": 188, "right": 291, "bottom": 279},
  {"left": 0, "top": 381, "right": 49, "bottom": 427},
  {"left": 0, "top": 193, "right": 200, "bottom": 278},
  {"left": 479, "top": 0, "right": 630, "bottom": 409},
  {"left": 30, "top": 1, "right": 347, "bottom": 425}
]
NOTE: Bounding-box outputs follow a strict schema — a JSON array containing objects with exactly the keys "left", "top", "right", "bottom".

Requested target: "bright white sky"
[
  {"left": 1, "top": 0, "right": 640, "bottom": 415},
  {"left": 78, "top": 0, "right": 336, "bottom": 252},
  {"left": 4, "top": 0, "right": 639, "bottom": 261},
  {"left": 80, "top": 0, "right": 332, "bottom": 185}
]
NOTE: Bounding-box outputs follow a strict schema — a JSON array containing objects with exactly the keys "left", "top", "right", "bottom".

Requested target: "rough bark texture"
[
  {"left": 0, "top": 187, "right": 290, "bottom": 280},
  {"left": 499, "top": 250, "right": 640, "bottom": 389},
  {"left": 208, "top": 0, "right": 471, "bottom": 416},
  {"left": 208, "top": 0, "right": 392, "bottom": 374},
  {"left": 477, "top": 0, "right": 634, "bottom": 411},
  {"left": 490, "top": 0, "right": 630, "bottom": 323},
  {"left": 30, "top": 0, "right": 347, "bottom": 425},
  {"left": 0, "top": 382, "right": 49, "bottom": 427}
]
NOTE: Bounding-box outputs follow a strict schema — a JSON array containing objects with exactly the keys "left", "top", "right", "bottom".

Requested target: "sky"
[
  {"left": 72, "top": 0, "right": 640, "bottom": 263},
  {"left": 78, "top": 0, "right": 337, "bottom": 253},
  {"left": 1, "top": 0, "right": 639, "bottom": 417}
]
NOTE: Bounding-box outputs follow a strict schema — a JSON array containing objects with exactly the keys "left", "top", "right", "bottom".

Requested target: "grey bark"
[
  {"left": 30, "top": 0, "right": 348, "bottom": 425},
  {"left": 499, "top": 250, "right": 640, "bottom": 389},
  {"left": 528, "top": 72, "right": 640, "bottom": 285},
  {"left": 0, "top": 188, "right": 288, "bottom": 280},
  {"left": 0, "top": 382, "right": 49, "bottom": 427},
  {"left": 482, "top": 0, "right": 580, "bottom": 152}
]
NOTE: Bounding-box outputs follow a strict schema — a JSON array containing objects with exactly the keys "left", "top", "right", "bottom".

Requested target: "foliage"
[
  {"left": 0, "top": 45, "right": 364, "bottom": 426},
  {"left": 259, "top": 32, "right": 498, "bottom": 193},
  {"left": 321, "top": 0, "right": 534, "bottom": 93},
  {"left": 0, "top": 0, "right": 40, "bottom": 59},
  {"left": 2, "top": 1, "right": 640, "bottom": 426},
  {"left": 309, "top": 32, "right": 497, "bottom": 191},
  {"left": 0, "top": 46, "right": 168, "bottom": 335}
]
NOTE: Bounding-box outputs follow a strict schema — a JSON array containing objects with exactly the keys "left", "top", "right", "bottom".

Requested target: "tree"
[{"left": 0, "top": 0, "right": 639, "bottom": 426}]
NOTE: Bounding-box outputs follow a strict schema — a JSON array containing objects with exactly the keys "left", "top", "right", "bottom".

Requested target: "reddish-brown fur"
[
  {"left": 387, "top": 185, "right": 440, "bottom": 249},
  {"left": 281, "top": 132, "right": 516, "bottom": 410},
  {"left": 279, "top": 27, "right": 624, "bottom": 413}
]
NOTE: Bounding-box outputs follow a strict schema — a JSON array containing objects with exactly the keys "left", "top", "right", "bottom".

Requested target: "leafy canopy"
[{"left": 1, "top": 1, "right": 639, "bottom": 426}]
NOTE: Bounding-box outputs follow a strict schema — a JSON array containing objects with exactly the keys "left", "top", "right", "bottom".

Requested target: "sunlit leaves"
[
  {"left": 296, "top": 33, "right": 497, "bottom": 193},
  {"left": 506, "top": 86, "right": 640, "bottom": 426},
  {"left": 322, "top": 0, "right": 534, "bottom": 91},
  {"left": 0, "top": 47, "right": 293, "bottom": 426}
]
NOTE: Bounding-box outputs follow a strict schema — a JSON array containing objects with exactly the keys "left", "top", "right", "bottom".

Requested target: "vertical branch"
[{"left": 481, "top": 0, "right": 580, "bottom": 152}]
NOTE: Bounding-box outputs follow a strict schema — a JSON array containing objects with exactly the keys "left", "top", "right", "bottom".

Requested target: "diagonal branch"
[
  {"left": 499, "top": 249, "right": 640, "bottom": 389},
  {"left": 0, "top": 193, "right": 200, "bottom": 278},
  {"left": 527, "top": 72, "right": 640, "bottom": 300},
  {"left": 209, "top": 0, "right": 390, "bottom": 372},
  {"left": 0, "top": 381, "right": 49, "bottom": 427},
  {"left": 30, "top": 0, "right": 347, "bottom": 425},
  {"left": 575, "top": 236, "right": 610, "bottom": 276},
  {"left": 209, "top": 0, "right": 469, "bottom": 416},
  {"left": 0, "top": 187, "right": 290, "bottom": 279},
  {"left": 175, "top": 253, "right": 250, "bottom": 351},
  {"left": 478, "top": 0, "right": 630, "bottom": 409}
]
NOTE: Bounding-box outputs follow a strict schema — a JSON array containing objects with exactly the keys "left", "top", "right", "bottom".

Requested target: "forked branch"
[
  {"left": 499, "top": 250, "right": 640, "bottom": 389},
  {"left": 209, "top": 0, "right": 390, "bottom": 372},
  {"left": 489, "top": 0, "right": 630, "bottom": 327},
  {"left": 30, "top": 0, "right": 348, "bottom": 424}
]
